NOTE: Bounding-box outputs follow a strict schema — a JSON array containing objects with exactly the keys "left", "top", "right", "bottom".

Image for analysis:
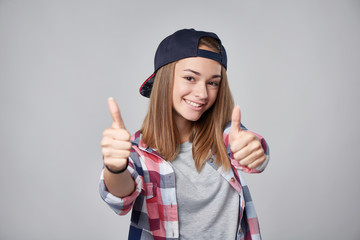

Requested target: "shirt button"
[
  {"left": 209, "top": 158, "right": 214, "bottom": 163},
  {"left": 231, "top": 177, "right": 235, "bottom": 182}
]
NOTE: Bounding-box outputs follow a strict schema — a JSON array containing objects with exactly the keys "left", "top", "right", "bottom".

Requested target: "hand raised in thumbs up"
[
  {"left": 101, "top": 97, "right": 135, "bottom": 197},
  {"left": 101, "top": 97, "right": 132, "bottom": 172},
  {"left": 229, "top": 106, "right": 266, "bottom": 169}
]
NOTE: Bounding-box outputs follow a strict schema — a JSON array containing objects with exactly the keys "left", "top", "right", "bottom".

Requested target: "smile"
[{"left": 184, "top": 99, "right": 204, "bottom": 107}]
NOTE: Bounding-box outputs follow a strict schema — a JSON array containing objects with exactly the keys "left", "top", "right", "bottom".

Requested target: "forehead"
[{"left": 175, "top": 57, "right": 222, "bottom": 74}]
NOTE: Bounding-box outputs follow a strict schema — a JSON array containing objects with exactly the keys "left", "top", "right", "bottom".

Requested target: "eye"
[
  {"left": 208, "top": 81, "right": 219, "bottom": 87},
  {"left": 184, "top": 76, "right": 195, "bottom": 81}
]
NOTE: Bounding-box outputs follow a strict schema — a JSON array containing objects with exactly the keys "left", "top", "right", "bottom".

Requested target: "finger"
[
  {"left": 233, "top": 144, "right": 252, "bottom": 161},
  {"left": 247, "top": 155, "right": 266, "bottom": 169},
  {"left": 234, "top": 138, "right": 262, "bottom": 159},
  {"left": 108, "top": 97, "right": 125, "bottom": 129},
  {"left": 231, "top": 130, "right": 259, "bottom": 153},
  {"left": 102, "top": 128, "right": 131, "bottom": 141},
  {"left": 102, "top": 148, "right": 131, "bottom": 159},
  {"left": 230, "top": 106, "right": 242, "bottom": 139},
  {"left": 239, "top": 148, "right": 265, "bottom": 166},
  {"left": 101, "top": 137, "right": 132, "bottom": 150}
]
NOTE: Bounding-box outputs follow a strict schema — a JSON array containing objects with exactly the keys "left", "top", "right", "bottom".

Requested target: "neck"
[{"left": 174, "top": 117, "right": 193, "bottom": 144}]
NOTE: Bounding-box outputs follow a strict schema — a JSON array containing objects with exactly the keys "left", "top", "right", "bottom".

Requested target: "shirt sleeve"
[
  {"left": 99, "top": 151, "right": 144, "bottom": 215},
  {"left": 223, "top": 122, "right": 270, "bottom": 174}
]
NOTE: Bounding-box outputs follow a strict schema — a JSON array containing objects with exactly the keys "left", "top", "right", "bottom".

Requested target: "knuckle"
[
  {"left": 255, "top": 153, "right": 265, "bottom": 164},
  {"left": 247, "top": 131, "right": 255, "bottom": 138},
  {"left": 250, "top": 140, "right": 260, "bottom": 150},
  {"left": 246, "top": 133, "right": 256, "bottom": 142},
  {"left": 100, "top": 137, "right": 108, "bottom": 146},
  {"left": 102, "top": 149, "right": 110, "bottom": 157},
  {"left": 103, "top": 158, "right": 109, "bottom": 165},
  {"left": 103, "top": 158, "right": 116, "bottom": 167},
  {"left": 124, "top": 131, "right": 131, "bottom": 140},
  {"left": 126, "top": 142, "right": 133, "bottom": 150},
  {"left": 102, "top": 128, "right": 111, "bottom": 136}
]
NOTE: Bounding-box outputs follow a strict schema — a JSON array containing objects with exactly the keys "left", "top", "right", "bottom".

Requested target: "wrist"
[{"left": 105, "top": 158, "right": 129, "bottom": 174}]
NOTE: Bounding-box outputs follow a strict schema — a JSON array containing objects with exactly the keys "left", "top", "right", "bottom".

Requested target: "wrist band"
[{"left": 105, "top": 158, "right": 129, "bottom": 174}]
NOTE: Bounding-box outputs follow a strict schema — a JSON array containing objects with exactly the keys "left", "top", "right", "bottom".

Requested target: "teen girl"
[{"left": 100, "top": 28, "right": 270, "bottom": 240}]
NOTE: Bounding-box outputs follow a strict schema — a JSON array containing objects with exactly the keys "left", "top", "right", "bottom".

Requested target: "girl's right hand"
[{"left": 101, "top": 97, "right": 132, "bottom": 172}]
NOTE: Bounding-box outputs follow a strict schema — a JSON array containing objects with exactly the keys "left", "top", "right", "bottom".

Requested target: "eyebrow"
[{"left": 183, "top": 69, "right": 221, "bottom": 79}]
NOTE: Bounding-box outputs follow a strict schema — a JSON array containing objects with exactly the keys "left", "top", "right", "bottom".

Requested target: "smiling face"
[{"left": 172, "top": 52, "right": 222, "bottom": 132}]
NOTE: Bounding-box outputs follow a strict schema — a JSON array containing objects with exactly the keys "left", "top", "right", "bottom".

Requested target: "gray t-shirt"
[{"left": 169, "top": 141, "right": 239, "bottom": 240}]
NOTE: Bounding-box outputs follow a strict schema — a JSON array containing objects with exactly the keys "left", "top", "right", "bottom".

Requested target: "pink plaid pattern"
[{"left": 99, "top": 122, "right": 269, "bottom": 240}]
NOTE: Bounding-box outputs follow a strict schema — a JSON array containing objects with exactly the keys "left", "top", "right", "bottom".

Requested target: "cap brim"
[{"left": 139, "top": 73, "right": 155, "bottom": 98}]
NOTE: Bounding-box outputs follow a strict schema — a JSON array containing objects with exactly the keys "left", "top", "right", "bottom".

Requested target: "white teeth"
[{"left": 185, "top": 99, "right": 201, "bottom": 107}]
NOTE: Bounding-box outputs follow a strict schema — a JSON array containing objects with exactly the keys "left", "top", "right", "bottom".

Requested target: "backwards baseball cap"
[{"left": 139, "top": 28, "right": 227, "bottom": 98}]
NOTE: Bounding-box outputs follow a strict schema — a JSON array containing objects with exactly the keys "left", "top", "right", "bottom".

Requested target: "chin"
[{"left": 184, "top": 113, "right": 203, "bottom": 122}]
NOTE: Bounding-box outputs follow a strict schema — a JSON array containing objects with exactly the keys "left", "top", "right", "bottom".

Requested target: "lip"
[{"left": 184, "top": 99, "right": 206, "bottom": 110}]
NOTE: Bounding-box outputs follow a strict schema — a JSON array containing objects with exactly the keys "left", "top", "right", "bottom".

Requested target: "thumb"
[
  {"left": 230, "top": 106, "right": 242, "bottom": 138},
  {"left": 108, "top": 97, "right": 125, "bottom": 129}
]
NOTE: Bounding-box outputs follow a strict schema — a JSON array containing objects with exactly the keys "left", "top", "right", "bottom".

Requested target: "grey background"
[{"left": 0, "top": 0, "right": 359, "bottom": 239}]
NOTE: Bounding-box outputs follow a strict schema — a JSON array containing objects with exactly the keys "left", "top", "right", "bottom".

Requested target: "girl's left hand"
[{"left": 229, "top": 106, "right": 266, "bottom": 169}]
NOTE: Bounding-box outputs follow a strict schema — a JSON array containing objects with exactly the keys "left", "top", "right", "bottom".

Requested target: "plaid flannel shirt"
[{"left": 99, "top": 122, "right": 270, "bottom": 240}]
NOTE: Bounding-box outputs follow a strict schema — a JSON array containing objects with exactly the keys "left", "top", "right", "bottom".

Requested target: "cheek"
[
  {"left": 172, "top": 86, "right": 181, "bottom": 102},
  {"left": 208, "top": 89, "right": 219, "bottom": 105},
  {"left": 172, "top": 82, "right": 189, "bottom": 100}
]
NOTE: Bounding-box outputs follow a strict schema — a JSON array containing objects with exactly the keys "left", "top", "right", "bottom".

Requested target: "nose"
[{"left": 194, "top": 82, "right": 208, "bottom": 99}]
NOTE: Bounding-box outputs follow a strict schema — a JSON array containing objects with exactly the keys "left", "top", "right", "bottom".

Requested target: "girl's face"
[{"left": 172, "top": 52, "right": 222, "bottom": 129}]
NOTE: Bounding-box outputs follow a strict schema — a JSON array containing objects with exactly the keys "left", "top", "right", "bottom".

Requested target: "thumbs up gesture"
[
  {"left": 229, "top": 106, "right": 266, "bottom": 169},
  {"left": 101, "top": 97, "right": 132, "bottom": 173}
]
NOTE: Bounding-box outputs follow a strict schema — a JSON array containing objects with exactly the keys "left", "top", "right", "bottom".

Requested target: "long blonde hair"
[{"left": 141, "top": 37, "right": 234, "bottom": 171}]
